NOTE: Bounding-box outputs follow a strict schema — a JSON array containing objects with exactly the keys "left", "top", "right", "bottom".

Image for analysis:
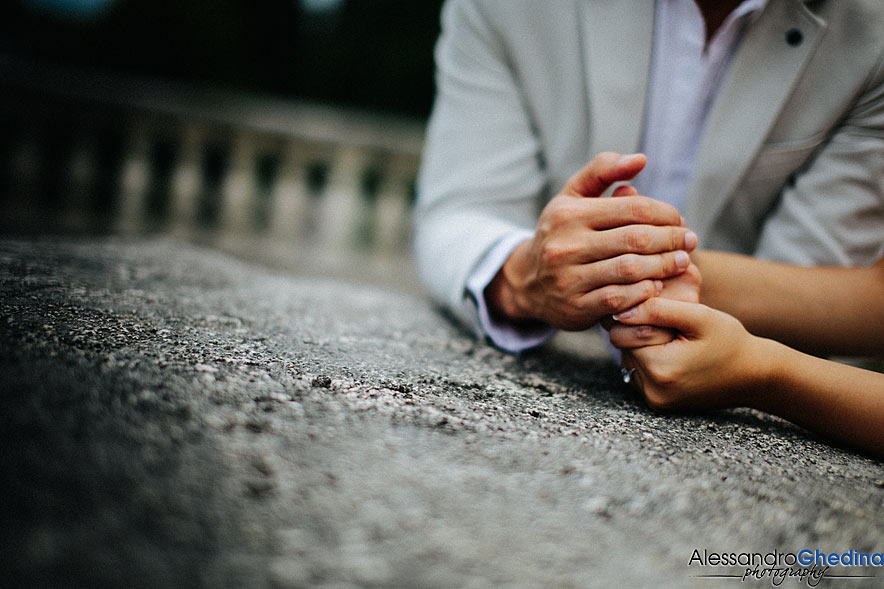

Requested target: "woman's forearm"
[
  {"left": 693, "top": 251, "right": 884, "bottom": 356},
  {"left": 617, "top": 296, "right": 884, "bottom": 456},
  {"left": 752, "top": 339, "right": 884, "bottom": 457}
]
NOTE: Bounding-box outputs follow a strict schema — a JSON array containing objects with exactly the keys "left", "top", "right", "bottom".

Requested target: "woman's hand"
[
  {"left": 611, "top": 297, "right": 778, "bottom": 412},
  {"left": 603, "top": 262, "right": 702, "bottom": 347}
]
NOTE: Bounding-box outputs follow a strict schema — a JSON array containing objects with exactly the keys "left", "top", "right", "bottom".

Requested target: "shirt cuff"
[{"left": 465, "top": 231, "right": 557, "bottom": 353}]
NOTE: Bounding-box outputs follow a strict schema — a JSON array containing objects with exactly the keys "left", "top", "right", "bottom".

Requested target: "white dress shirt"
[{"left": 466, "top": 0, "right": 768, "bottom": 353}]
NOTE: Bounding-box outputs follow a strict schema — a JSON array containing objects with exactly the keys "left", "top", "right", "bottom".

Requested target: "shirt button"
[{"left": 786, "top": 28, "right": 803, "bottom": 46}]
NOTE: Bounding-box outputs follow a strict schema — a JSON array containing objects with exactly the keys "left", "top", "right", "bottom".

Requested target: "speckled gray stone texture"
[{"left": 1, "top": 237, "right": 882, "bottom": 588}]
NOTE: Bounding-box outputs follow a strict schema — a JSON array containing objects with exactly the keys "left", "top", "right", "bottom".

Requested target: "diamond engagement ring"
[{"left": 621, "top": 367, "right": 636, "bottom": 384}]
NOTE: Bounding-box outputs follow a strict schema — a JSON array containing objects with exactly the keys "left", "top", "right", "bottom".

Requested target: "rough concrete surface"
[{"left": 1, "top": 236, "right": 883, "bottom": 588}]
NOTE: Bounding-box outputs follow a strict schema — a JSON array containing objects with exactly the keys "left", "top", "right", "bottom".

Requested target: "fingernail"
[
  {"left": 617, "top": 153, "right": 642, "bottom": 165},
  {"left": 675, "top": 251, "right": 690, "bottom": 270},
  {"left": 613, "top": 307, "right": 637, "bottom": 321},
  {"left": 684, "top": 231, "right": 698, "bottom": 250},
  {"left": 679, "top": 215, "right": 686, "bottom": 227},
  {"left": 654, "top": 280, "right": 664, "bottom": 293}
]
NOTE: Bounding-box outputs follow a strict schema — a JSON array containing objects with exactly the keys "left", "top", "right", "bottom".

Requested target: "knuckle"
[
  {"left": 628, "top": 198, "right": 653, "bottom": 223},
  {"left": 538, "top": 205, "right": 562, "bottom": 233},
  {"left": 552, "top": 271, "right": 574, "bottom": 292},
  {"left": 624, "top": 226, "right": 652, "bottom": 251},
  {"left": 546, "top": 207, "right": 568, "bottom": 228},
  {"left": 641, "top": 368, "right": 680, "bottom": 409},
  {"left": 652, "top": 365, "right": 678, "bottom": 388},
  {"left": 597, "top": 286, "right": 625, "bottom": 313},
  {"left": 544, "top": 200, "right": 577, "bottom": 229},
  {"left": 541, "top": 241, "right": 570, "bottom": 267},
  {"left": 647, "top": 279, "right": 662, "bottom": 299},
  {"left": 616, "top": 254, "right": 642, "bottom": 281},
  {"left": 644, "top": 389, "right": 676, "bottom": 413}
]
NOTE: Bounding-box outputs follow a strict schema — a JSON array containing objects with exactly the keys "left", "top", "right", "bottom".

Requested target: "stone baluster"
[
  {"left": 219, "top": 132, "right": 258, "bottom": 234},
  {"left": 316, "top": 145, "right": 366, "bottom": 252},
  {"left": 268, "top": 141, "right": 312, "bottom": 242},
  {"left": 116, "top": 123, "right": 152, "bottom": 233},
  {"left": 169, "top": 124, "right": 205, "bottom": 235},
  {"left": 373, "top": 153, "right": 417, "bottom": 254}
]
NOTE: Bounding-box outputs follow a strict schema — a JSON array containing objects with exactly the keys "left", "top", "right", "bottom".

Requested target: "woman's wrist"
[{"left": 742, "top": 336, "right": 792, "bottom": 413}]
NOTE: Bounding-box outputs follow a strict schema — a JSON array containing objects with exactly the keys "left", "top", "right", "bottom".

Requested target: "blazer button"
[{"left": 786, "top": 28, "right": 803, "bottom": 46}]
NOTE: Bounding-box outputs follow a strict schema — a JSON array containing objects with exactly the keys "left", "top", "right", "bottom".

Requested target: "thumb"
[
  {"left": 612, "top": 297, "right": 711, "bottom": 338},
  {"left": 564, "top": 152, "right": 647, "bottom": 198}
]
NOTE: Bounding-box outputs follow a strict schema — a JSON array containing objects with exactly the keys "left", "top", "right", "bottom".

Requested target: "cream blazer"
[{"left": 414, "top": 0, "right": 884, "bottom": 327}]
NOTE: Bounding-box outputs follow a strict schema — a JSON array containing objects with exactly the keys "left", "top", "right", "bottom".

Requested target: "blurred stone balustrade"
[{"left": 0, "top": 56, "right": 425, "bottom": 287}]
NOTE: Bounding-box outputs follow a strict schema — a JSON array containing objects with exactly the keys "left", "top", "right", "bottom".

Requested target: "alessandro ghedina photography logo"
[{"left": 688, "top": 548, "right": 882, "bottom": 586}]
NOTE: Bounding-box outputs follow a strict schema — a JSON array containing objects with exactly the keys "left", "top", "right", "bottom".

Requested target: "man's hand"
[
  {"left": 485, "top": 152, "right": 697, "bottom": 331},
  {"left": 601, "top": 183, "right": 701, "bottom": 348}
]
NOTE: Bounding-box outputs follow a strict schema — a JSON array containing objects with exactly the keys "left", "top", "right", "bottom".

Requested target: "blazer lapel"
[
  {"left": 578, "top": 0, "right": 655, "bottom": 160},
  {"left": 685, "top": 0, "right": 825, "bottom": 240}
]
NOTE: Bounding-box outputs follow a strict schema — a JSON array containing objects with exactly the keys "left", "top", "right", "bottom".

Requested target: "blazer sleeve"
[
  {"left": 754, "top": 51, "right": 884, "bottom": 266},
  {"left": 413, "top": 0, "right": 548, "bottom": 328}
]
